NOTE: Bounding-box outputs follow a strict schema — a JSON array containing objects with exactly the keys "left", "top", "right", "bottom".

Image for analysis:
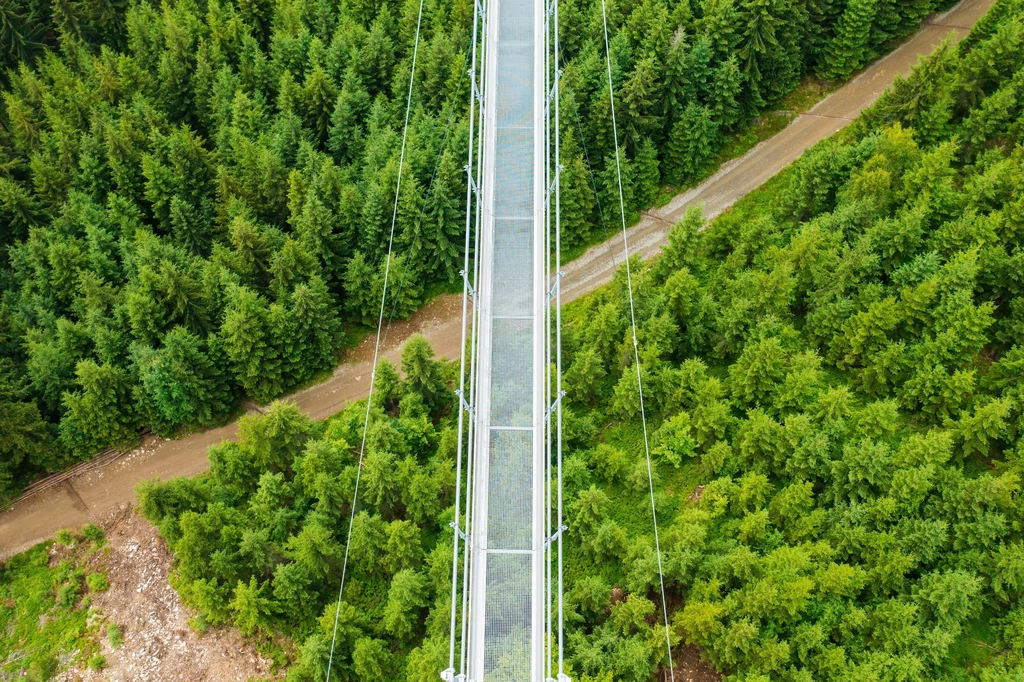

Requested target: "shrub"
[
  {"left": 81, "top": 523, "right": 106, "bottom": 545},
  {"left": 86, "top": 571, "right": 110, "bottom": 592},
  {"left": 54, "top": 529, "right": 74, "bottom": 547},
  {"left": 87, "top": 654, "right": 106, "bottom": 670},
  {"left": 56, "top": 582, "right": 79, "bottom": 608},
  {"left": 107, "top": 622, "right": 123, "bottom": 648},
  {"left": 27, "top": 654, "right": 58, "bottom": 682}
]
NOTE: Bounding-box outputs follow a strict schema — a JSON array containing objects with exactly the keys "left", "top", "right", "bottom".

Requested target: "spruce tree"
[
  {"left": 621, "top": 56, "right": 660, "bottom": 152},
  {"left": 601, "top": 147, "right": 636, "bottom": 226},
  {"left": 400, "top": 334, "right": 447, "bottom": 415},
  {"left": 291, "top": 276, "right": 342, "bottom": 377},
  {"left": 665, "top": 103, "right": 719, "bottom": 185},
  {"left": 634, "top": 138, "right": 661, "bottom": 209},
  {"left": 327, "top": 67, "right": 370, "bottom": 164},
  {"left": 418, "top": 148, "right": 463, "bottom": 282},
  {"left": 711, "top": 56, "right": 744, "bottom": 131},
  {"left": 344, "top": 252, "right": 377, "bottom": 326},
  {"left": 558, "top": 128, "right": 597, "bottom": 248},
  {"left": 303, "top": 66, "right": 337, "bottom": 145},
  {"left": 221, "top": 286, "right": 282, "bottom": 402},
  {"left": 134, "top": 326, "right": 234, "bottom": 431},
  {"left": 685, "top": 34, "right": 715, "bottom": 103},
  {"left": 739, "top": 0, "right": 782, "bottom": 111},
  {"left": 59, "top": 361, "right": 138, "bottom": 457},
  {"left": 661, "top": 32, "right": 691, "bottom": 131},
  {"left": 822, "top": 0, "right": 879, "bottom": 80}
]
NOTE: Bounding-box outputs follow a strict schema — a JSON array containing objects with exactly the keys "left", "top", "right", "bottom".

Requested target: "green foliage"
[
  {"left": 822, "top": 0, "right": 879, "bottom": 79},
  {"left": 140, "top": 338, "right": 453, "bottom": 678},
  {"left": 0, "top": 0, "right": 949, "bottom": 503},
  {"left": 107, "top": 622, "right": 122, "bottom": 649},
  {"left": 85, "top": 571, "right": 109, "bottom": 593},
  {"left": 0, "top": 544, "right": 100, "bottom": 678},
  {"left": 551, "top": 6, "right": 1024, "bottom": 679},
  {"left": 19, "top": 0, "right": 1020, "bottom": 680},
  {"left": 80, "top": 523, "right": 105, "bottom": 545}
]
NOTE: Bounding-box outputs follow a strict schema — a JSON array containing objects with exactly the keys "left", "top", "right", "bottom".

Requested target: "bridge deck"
[{"left": 466, "top": 0, "right": 546, "bottom": 675}]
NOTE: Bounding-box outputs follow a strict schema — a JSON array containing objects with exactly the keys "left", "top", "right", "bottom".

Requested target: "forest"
[
  {"left": 0, "top": 0, "right": 956, "bottom": 498},
  {"left": 134, "top": 0, "right": 1024, "bottom": 679}
]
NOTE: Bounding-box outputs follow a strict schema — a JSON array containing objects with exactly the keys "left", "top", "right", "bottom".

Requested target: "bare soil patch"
[
  {"left": 58, "top": 505, "right": 282, "bottom": 682},
  {"left": 659, "top": 643, "right": 723, "bottom": 682}
]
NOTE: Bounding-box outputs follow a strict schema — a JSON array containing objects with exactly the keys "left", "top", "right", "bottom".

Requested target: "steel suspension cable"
[
  {"left": 544, "top": 0, "right": 554, "bottom": 677},
  {"left": 543, "top": 0, "right": 568, "bottom": 677},
  {"left": 597, "top": 1, "right": 675, "bottom": 679},
  {"left": 445, "top": 0, "right": 485, "bottom": 674},
  {"left": 458, "top": 5, "right": 488, "bottom": 673},
  {"left": 553, "top": 0, "right": 566, "bottom": 675},
  {"left": 325, "top": 0, "right": 427, "bottom": 678}
]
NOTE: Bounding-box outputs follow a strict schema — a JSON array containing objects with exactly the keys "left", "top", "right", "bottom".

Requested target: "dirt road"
[{"left": 0, "top": 0, "right": 992, "bottom": 560}]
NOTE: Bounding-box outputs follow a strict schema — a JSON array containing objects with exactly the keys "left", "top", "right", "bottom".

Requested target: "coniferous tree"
[
  {"left": 662, "top": 32, "right": 691, "bottom": 130},
  {"left": 711, "top": 56, "right": 744, "bottom": 130},
  {"left": 344, "top": 252, "right": 377, "bottom": 326},
  {"left": 621, "top": 56, "right": 661, "bottom": 152},
  {"left": 0, "top": 0, "right": 54, "bottom": 77},
  {"left": 328, "top": 67, "right": 371, "bottom": 164},
  {"left": 601, "top": 146, "right": 636, "bottom": 226},
  {"left": 665, "top": 104, "right": 719, "bottom": 185},
  {"left": 739, "top": 0, "right": 783, "bottom": 110},
  {"left": 134, "top": 326, "right": 234, "bottom": 432},
  {"left": 221, "top": 286, "right": 282, "bottom": 403},
  {"left": 634, "top": 138, "right": 661, "bottom": 209},
  {"left": 303, "top": 66, "right": 337, "bottom": 146},
  {"left": 400, "top": 334, "right": 447, "bottom": 414},
  {"left": 59, "top": 360, "right": 137, "bottom": 456},
  {"left": 559, "top": 129, "right": 597, "bottom": 247},
  {"left": 412, "top": 148, "right": 464, "bottom": 282},
  {"left": 822, "top": 0, "right": 879, "bottom": 79},
  {"left": 0, "top": 360, "right": 55, "bottom": 489},
  {"left": 291, "top": 276, "right": 342, "bottom": 379}
]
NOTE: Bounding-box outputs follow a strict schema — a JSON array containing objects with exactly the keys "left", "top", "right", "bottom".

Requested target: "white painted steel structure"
[{"left": 464, "top": 0, "right": 547, "bottom": 674}]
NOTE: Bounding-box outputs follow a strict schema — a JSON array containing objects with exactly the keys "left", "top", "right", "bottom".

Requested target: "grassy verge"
[{"left": 0, "top": 525, "right": 110, "bottom": 680}]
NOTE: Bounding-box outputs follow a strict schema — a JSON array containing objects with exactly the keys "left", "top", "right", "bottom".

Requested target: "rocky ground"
[{"left": 56, "top": 506, "right": 283, "bottom": 682}]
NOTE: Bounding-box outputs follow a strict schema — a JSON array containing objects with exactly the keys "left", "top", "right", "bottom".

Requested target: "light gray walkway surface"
[{"left": 464, "top": 0, "right": 547, "bottom": 676}]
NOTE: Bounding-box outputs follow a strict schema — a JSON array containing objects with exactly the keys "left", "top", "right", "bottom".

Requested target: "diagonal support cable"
[
  {"left": 325, "top": 0, "right": 427, "bottom": 678},
  {"left": 598, "top": 0, "right": 675, "bottom": 678}
]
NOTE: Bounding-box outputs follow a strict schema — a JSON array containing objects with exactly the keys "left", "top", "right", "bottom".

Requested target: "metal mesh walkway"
[{"left": 466, "top": 0, "right": 545, "bottom": 674}]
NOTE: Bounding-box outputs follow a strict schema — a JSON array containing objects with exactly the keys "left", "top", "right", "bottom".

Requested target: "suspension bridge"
[{"left": 327, "top": 0, "right": 672, "bottom": 676}]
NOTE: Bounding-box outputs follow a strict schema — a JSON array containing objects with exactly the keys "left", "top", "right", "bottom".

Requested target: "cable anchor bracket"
[
  {"left": 454, "top": 388, "right": 475, "bottom": 420},
  {"left": 547, "top": 271, "right": 564, "bottom": 300},
  {"left": 546, "top": 164, "right": 563, "bottom": 201},
  {"left": 448, "top": 521, "right": 471, "bottom": 546},
  {"left": 459, "top": 269, "right": 477, "bottom": 300},
  {"left": 543, "top": 524, "right": 568, "bottom": 549},
  {"left": 544, "top": 390, "right": 566, "bottom": 423},
  {"left": 546, "top": 76, "right": 562, "bottom": 104},
  {"left": 464, "top": 166, "right": 480, "bottom": 200}
]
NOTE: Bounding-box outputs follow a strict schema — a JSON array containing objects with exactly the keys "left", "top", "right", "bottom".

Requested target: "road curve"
[{"left": 0, "top": 0, "right": 993, "bottom": 560}]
